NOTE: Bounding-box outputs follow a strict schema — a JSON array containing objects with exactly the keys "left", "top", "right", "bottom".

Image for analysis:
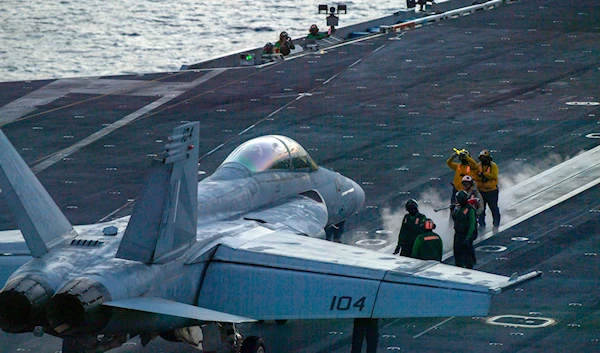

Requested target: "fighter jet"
[{"left": 0, "top": 122, "right": 539, "bottom": 353}]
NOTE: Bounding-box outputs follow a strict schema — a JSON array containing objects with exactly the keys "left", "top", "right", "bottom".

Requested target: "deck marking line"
[
  {"left": 238, "top": 125, "right": 256, "bottom": 136},
  {"left": 413, "top": 317, "right": 455, "bottom": 338},
  {"left": 205, "top": 144, "right": 225, "bottom": 156},
  {"left": 267, "top": 105, "right": 288, "bottom": 118},
  {"left": 0, "top": 69, "right": 203, "bottom": 126},
  {"left": 323, "top": 72, "right": 343, "bottom": 85},
  {"left": 372, "top": 44, "right": 388, "bottom": 53},
  {"left": 97, "top": 200, "right": 136, "bottom": 223},
  {"left": 30, "top": 70, "right": 226, "bottom": 174},
  {"left": 349, "top": 59, "right": 363, "bottom": 68},
  {"left": 381, "top": 318, "right": 403, "bottom": 329}
]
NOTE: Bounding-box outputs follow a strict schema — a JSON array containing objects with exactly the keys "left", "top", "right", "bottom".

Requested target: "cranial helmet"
[
  {"left": 479, "top": 149, "right": 492, "bottom": 162},
  {"left": 310, "top": 24, "right": 319, "bottom": 34},
  {"left": 263, "top": 42, "right": 274, "bottom": 54},
  {"left": 280, "top": 31, "right": 288, "bottom": 38},
  {"left": 423, "top": 219, "right": 436, "bottom": 230},
  {"left": 455, "top": 190, "right": 468, "bottom": 204},
  {"left": 405, "top": 199, "right": 419, "bottom": 215},
  {"left": 405, "top": 199, "right": 418, "bottom": 210},
  {"left": 461, "top": 175, "right": 474, "bottom": 184}
]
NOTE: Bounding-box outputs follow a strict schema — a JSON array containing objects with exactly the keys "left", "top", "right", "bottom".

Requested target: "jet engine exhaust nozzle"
[
  {"left": 0, "top": 275, "right": 53, "bottom": 333},
  {"left": 46, "top": 278, "right": 111, "bottom": 336}
]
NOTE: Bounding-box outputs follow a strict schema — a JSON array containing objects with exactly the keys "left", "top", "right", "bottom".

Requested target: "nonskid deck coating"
[{"left": 0, "top": 0, "right": 599, "bottom": 352}]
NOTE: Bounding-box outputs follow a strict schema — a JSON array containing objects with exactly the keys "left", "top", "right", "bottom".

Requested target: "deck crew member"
[
  {"left": 452, "top": 190, "right": 477, "bottom": 269},
  {"left": 351, "top": 318, "right": 379, "bottom": 353},
  {"left": 461, "top": 175, "right": 483, "bottom": 220},
  {"left": 446, "top": 149, "right": 477, "bottom": 205},
  {"left": 262, "top": 42, "right": 274, "bottom": 55},
  {"left": 325, "top": 221, "right": 345, "bottom": 243},
  {"left": 393, "top": 199, "right": 427, "bottom": 257},
  {"left": 460, "top": 175, "right": 482, "bottom": 262},
  {"left": 260, "top": 42, "right": 275, "bottom": 63},
  {"left": 475, "top": 149, "right": 501, "bottom": 233},
  {"left": 306, "top": 24, "right": 330, "bottom": 40},
  {"left": 411, "top": 219, "right": 443, "bottom": 261},
  {"left": 274, "top": 31, "right": 295, "bottom": 56}
]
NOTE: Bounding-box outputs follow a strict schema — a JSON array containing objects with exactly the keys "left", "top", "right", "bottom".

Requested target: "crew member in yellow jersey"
[
  {"left": 446, "top": 149, "right": 477, "bottom": 205},
  {"left": 475, "top": 149, "right": 500, "bottom": 233}
]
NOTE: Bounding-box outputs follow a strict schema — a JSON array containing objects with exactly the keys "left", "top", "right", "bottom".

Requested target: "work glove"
[{"left": 462, "top": 238, "right": 472, "bottom": 247}]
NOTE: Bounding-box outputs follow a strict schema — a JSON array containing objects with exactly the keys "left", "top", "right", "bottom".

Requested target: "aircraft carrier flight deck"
[{"left": 0, "top": 0, "right": 599, "bottom": 352}]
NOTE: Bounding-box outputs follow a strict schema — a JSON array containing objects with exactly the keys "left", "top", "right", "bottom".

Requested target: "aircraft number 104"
[
  {"left": 330, "top": 296, "right": 367, "bottom": 311},
  {"left": 182, "top": 126, "right": 194, "bottom": 142}
]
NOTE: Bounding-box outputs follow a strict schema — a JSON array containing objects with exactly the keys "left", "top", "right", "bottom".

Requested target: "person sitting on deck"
[
  {"left": 306, "top": 24, "right": 330, "bottom": 41},
  {"left": 274, "top": 31, "right": 295, "bottom": 56},
  {"left": 260, "top": 42, "right": 277, "bottom": 63}
]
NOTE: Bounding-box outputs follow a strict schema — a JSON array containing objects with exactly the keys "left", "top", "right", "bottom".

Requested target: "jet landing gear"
[
  {"left": 61, "top": 334, "right": 129, "bottom": 353},
  {"left": 241, "top": 336, "right": 266, "bottom": 353},
  {"left": 176, "top": 323, "right": 266, "bottom": 353}
]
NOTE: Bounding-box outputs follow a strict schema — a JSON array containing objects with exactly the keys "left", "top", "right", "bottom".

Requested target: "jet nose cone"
[{"left": 351, "top": 179, "right": 365, "bottom": 211}]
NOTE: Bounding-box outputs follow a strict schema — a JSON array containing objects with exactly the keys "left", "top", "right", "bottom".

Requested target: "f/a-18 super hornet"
[{"left": 0, "top": 122, "right": 539, "bottom": 353}]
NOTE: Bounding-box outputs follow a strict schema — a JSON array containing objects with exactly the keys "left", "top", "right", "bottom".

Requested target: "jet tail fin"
[
  {"left": 116, "top": 122, "right": 199, "bottom": 263},
  {"left": 0, "top": 129, "right": 77, "bottom": 258}
]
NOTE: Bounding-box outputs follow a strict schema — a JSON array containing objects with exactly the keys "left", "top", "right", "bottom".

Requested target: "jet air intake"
[
  {"left": 0, "top": 275, "right": 53, "bottom": 333},
  {"left": 46, "top": 278, "right": 111, "bottom": 336}
]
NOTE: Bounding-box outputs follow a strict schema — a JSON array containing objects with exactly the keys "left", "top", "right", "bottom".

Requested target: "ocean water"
[{"left": 0, "top": 0, "right": 408, "bottom": 82}]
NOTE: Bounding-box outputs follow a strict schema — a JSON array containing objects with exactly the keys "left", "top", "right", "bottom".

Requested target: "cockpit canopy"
[{"left": 220, "top": 135, "right": 318, "bottom": 173}]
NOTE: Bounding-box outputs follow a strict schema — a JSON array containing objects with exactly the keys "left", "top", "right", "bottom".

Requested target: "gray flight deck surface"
[{"left": 1, "top": 0, "right": 599, "bottom": 352}]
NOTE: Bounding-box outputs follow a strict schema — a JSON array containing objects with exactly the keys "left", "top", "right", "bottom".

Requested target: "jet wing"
[
  {"left": 104, "top": 297, "right": 257, "bottom": 323},
  {"left": 197, "top": 227, "right": 540, "bottom": 320}
]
